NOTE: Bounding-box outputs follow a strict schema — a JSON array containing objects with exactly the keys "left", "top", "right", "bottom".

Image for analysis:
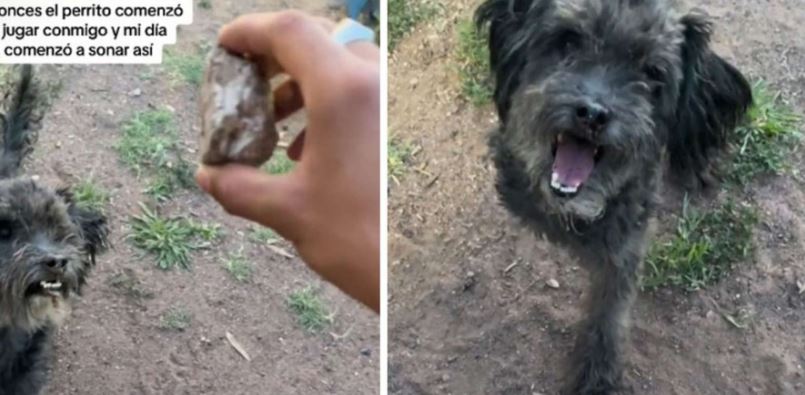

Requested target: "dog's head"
[
  {"left": 478, "top": 0, "right": 751, "bottom": 221},
  {"left": 0, "top": 178, "right": 108, "bottom": 330}
]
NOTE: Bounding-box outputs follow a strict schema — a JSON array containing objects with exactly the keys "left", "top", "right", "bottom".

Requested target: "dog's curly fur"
[
  {"left": 0, "top": 66, "right": 108, "bottom": 395},
  {"left": 475, "top": 0, "right": 751, "bottom": 393}
]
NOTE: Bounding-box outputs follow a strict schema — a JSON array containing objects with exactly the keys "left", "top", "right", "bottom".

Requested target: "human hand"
[{"left": 196, "top": 11, "right": 379, "bottom": 313}]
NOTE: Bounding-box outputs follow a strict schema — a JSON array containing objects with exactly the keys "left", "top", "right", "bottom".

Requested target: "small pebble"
[{"left": 546, "top": 278, "right": 560, "bottom": 289}]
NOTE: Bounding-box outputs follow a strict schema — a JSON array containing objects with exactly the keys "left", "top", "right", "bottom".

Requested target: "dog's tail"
[{"left": 0, "top": 65, "right": 40, "bottom": 178}]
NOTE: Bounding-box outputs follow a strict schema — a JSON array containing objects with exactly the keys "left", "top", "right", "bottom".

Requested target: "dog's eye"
[
  {"left": 553, "top": 29, "right": 582, "bottom": 57},
  {"left": 642, "top": 66, "right": 666, "bottom": 97},
  {"left": 0, "top": 219, "right": 13, "bottom": 240},
  {"left": 561, "top": 39, "right": 577, "bottom": 53},
  {"left": 643, "top": 65, "right": 664, "bottom": 82}
]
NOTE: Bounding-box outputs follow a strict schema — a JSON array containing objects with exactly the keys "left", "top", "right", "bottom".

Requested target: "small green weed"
[
  {"left": 728, "top": 81, "right": 801, "bottom": 183},
  {"left": 129, "top": 205, "right": 219, "bottom": 270},
  {"left": 117, "top": 110, "right": 174, "bottom": 170},
  {"left": 288, "top": 286, "right": 332, "bottom": 333},
  {"left": 224, "top": 251, "right": 252, "bottom": 282},
  {"left": 160, "top": 307, "right": 191, "bottom": 331},
  {"left": 388, "top": 136, "right": 416, "bottom": 183},
  {"left": 643, "top": 199, "right": 757, "bottom": 291},
  {"left": 198, "top": 0, "right": 212, "bottom": 10},
  {"left": 249, "top": 226, "right": 278, "bottom": 244},
  {"left": 163, "top": 49, "right": 205, "bottom": 86},
  {"left": 117, "top": 109, "right": 193, "bottom": 200},
  {"left": 389, "top": 0, "right": 437, "bottom": 51}
]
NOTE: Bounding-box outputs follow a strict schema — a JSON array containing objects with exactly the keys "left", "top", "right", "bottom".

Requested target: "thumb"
[{"left": 196, "top": 164, "right": 304, "bottom": 241}]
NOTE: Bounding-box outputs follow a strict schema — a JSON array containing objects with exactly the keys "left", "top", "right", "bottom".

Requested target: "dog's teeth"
[
  {"left": 39, "top": 281, "right": 62, "bottom": 290},
  {"left": 550, "top": 172, "right": 562, "bottom": 190},
  {"left": 560, "top": 185, "right": 578, "bottom": 194}
]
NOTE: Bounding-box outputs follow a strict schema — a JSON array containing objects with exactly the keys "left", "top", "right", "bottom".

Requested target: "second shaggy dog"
[{"left": 0, "top": 66, "right": 109, "bottom": 395}]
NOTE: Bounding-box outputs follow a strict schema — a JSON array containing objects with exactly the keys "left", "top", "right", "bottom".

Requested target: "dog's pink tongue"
[{"left": 553, "top": 138, "right": 596, "bottom": 187}]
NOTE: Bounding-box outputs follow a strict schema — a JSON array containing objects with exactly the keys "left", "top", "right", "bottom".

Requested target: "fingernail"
[{"left": 196, "top": 167, "right": 211, "bottom": 192}]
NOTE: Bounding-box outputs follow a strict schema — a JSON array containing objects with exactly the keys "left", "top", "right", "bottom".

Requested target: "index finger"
[{"left": 218, "top": 11, "right": 351, "bottom": 87}]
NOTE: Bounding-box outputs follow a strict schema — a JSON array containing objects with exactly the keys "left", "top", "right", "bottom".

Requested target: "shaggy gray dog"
[
  {"left": 0, "top": 65, "right": 108, "bottom": 394},
  {"left": 476, "top": 0, "right": 751, "bottom": 393}
]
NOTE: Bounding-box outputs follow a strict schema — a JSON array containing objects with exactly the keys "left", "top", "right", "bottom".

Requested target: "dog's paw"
[{"left": 563, "top": 358, "right": 623, "bottom": 395}]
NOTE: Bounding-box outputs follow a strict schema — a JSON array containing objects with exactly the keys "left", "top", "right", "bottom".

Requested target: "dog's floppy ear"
[
  {"left": 56, "top": 188, "right": 109, "bottom": 266},
  {"left": 475, "top": 0, "right": 552, "bottom": 120},
  {"left": 668, "top": 12, "right": 752, "bottom": 185}
]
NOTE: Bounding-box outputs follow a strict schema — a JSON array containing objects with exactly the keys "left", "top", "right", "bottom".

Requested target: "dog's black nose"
[
  {"left": 575, "top": 102, "right": 609, "bottom": 132},
  {"left": 41, "top": 257, "right": 68, "bottom": 270}
]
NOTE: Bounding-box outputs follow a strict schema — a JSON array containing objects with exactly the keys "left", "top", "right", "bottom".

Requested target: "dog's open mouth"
[
  {"left": 26, "top": 280, "right": 66, "bottom": 298},
  {"left": 550, "top": 133, "right": 602, "bottom": 197}
]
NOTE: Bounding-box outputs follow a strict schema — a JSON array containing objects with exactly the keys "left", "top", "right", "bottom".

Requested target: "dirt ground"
[
  {"left": 18, "top": 1, "right": 378, "bottom": 394},
  {"left": 388, "top": 0, "right": 805, "bottom": 394}
]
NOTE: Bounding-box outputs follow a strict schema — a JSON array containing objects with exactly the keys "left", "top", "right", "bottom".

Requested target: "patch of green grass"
[
  {"left": 287, "top": 286, "right": 332, "bottom": 333},
  {"left": 642, "top": 199, "right": 758, "bottom": 291},
  {"left": 457, "top": 20, "right": 492, "bottom": 105},
  {"left": 117, "top": 110, "right": 175, "bottom": 169},
  {"left": 163, "top": 49, "right": 205, "bottom": 86},
  {"left": 728, "top": 81, "right": 801, "bottom": 184},
  {"left": 160, "top": 307, "right": 191, "bottom": 331},
  {"left": 71, "top": 179, "right": 110, "bottom": 212},
  {"left": 249, "top": 226, "right": 278, "bottom": 244},
  {"left": 198, "top": 0, "right": 212, "bottom": 10},
  {"left": 117, "top": 109, "right": 194, "bottom": 200},
  {"left": 191, "top": 221, "right": 222, "bottom": 242},
  {"left": 389, "top": 0, "right": 436, "bottom": 51},
  {"left": 261, "top": 150, "right": 295, "bottom": 174},
  {"left": 388, "top": 136, "right": 416, "bottom": 182},
  {"left": 224, "top": 251, "right": 252, "bottom": 282},
  {"left": 129, "top": 205, "right": 219, "bottom": 270}
]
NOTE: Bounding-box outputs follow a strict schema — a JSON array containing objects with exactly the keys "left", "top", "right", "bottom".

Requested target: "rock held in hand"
[{"left": 200, "top": 46, "right": 278, "bottom": 167}]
